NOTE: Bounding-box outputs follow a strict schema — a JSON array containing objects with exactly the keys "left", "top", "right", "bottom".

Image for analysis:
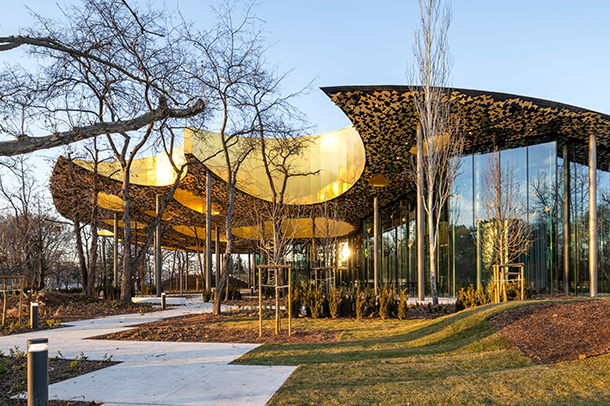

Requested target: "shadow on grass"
[{"left": 233, "top": 300, "right": 545, "bottom": 366}]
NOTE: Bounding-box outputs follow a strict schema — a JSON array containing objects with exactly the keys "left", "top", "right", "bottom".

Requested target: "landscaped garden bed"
[
  {"left": 1, "top": 291, "right": 159, "bottom": 337},
  {"left": 489, "top": 299, "right": 610, "bottom": 364},
  {"left": 1, "top": 346, "right": 117, "bottom": 406}
]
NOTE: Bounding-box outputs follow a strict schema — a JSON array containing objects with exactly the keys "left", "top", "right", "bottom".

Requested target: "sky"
[{"left": 2, "top": 0, "right": 610, "bottom": 171}]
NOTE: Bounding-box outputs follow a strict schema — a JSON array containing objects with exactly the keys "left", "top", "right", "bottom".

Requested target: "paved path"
[{"left": 0, "top": 299, "right": 295, "bottom": 405}]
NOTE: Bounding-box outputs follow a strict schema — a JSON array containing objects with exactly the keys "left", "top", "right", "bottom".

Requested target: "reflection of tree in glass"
[
  {"left": 481, "top": 147, "right": 531, "bottom": 266},
  {"left": 599, "top": 187, "right": 610, "bottom": 291}
]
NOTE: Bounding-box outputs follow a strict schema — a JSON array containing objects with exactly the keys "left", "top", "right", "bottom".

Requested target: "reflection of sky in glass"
[
  {"left": 451, "top": 155, "right": 473, "bottom": 228},
  {"left": 474, "top": 153, "right": 488, "bottom": 222}
]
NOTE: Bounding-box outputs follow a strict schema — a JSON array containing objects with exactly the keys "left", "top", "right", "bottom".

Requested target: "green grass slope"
[{"left": 234, "top": 300, "right": 610, "bottom": 405}]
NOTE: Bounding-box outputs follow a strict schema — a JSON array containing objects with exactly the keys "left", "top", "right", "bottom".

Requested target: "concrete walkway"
[{"left": 0, "top": 299, "right": 295, "bottom": 405}]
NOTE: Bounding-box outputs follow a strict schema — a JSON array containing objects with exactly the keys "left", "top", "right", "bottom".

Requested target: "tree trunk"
[
  {"left": 120, "top": 169, "right": 133, "bottom": 303},
  {"left": 428, "top": 193, "right": 439, "bottom": 306}
]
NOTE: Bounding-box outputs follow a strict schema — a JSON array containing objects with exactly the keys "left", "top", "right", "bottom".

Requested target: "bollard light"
[
  {"left": 27, "top": 338, "right": 48, "bottom": 406},
  {"left": 161, "top": 292, "right": 166, "bottom": 310},
  {"left": 30, "top": 303, "right": 38, "bottom": 330}
]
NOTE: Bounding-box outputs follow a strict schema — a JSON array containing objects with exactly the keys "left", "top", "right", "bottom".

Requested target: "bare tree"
[
  {"left": 0, "top": 155, "right": 71, "bottom": 288},
  {"left": 316, "top": 200, "right": 345, "bottom": 269},
  {"left": 481, "top": 147, "right": 530, "bottom": 266},
  {"left": 181, "top": 0, "right": 283, "bottom": 315},
  {"left": 0, "top": 3, "right": 204, "bottom": 156},
  {"left": 408, "top": 0, "right": 463, "bottom": 305},
  {"left": 0, "top": 0, "right": 215, "bottom": 302}
]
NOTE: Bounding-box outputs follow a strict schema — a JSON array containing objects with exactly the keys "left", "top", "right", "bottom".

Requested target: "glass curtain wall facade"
[{"left": 339, "top": 141, "right": 610, "bottom": 297}]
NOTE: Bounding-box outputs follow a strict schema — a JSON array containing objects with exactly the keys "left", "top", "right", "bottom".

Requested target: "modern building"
[{"left": 50, "top": 86, "right": 610, "bottom": 298}]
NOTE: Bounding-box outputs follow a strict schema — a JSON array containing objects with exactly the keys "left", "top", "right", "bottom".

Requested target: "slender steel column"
[
  {"left": 476, "top": 220, "right": 482, "bottom": 288},
  {"left": 113, "top": 212, "right": 118, "bottom": 287},
  {"left": 184, "top": 251, "right": 188, "bottom": 293},
  {"left": 155, "top": 195, "right": 162, "bottom": 297},
  {"left": 589, "top": 132, "right": 598, "bottom": 297},
  {"left": 206, "top": 171, "right": 212, "bottom": 291},
  {"left": 180, "top": 251, "right": 183, "bottom": 295},
  {"left": 373, "top": 196, "right": 379, "bottom": 296},
  {"left": 248, "top": 252, "right": 252, "bottom": 287},
  {"left": 416, "top": 124, "right": 425, "bottom": 301},
  {"left": 563, "top": 145, "right": 570, "bottom": 294},
  {"left": 215, "top": 226, "right": 220, "bottom": 287}
]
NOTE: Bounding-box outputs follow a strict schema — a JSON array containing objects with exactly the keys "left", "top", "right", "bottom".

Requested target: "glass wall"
[{"left": 339, "top": 139, "right": 610, "bottom": 297}]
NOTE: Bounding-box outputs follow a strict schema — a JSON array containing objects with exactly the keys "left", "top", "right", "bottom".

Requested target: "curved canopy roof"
[{"left": 50, "top": 86, "right": 610, "bottom": 252}]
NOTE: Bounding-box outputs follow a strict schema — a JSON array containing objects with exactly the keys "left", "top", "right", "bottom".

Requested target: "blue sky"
[{"left": 3, "top": 0, "right": 610, "bottom": 135}]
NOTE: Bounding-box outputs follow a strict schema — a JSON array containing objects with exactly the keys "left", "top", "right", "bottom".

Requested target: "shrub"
[
  {"left": 355, "top": 287, "right": 376, "bottom": 319},
  {"left": 341, "top": 292, "right": 354, "bottom": 317},
  {"left": 303, "top": 285, "right": 326, "bottom": 318},
  {"left": 397, "top": 289, "right": 409, "bottom": 320},
  {"left": 328, "top": 288, "right": 344, "bottom": 318},
  {"left": 98, "top": 283, "right": 121, "bottom": 301},
  {"left": 379, "top": 286, "right": 397, "bottom": 319},
  {"left": 227, "top": 285, "right": 242, "bottom": 300},
  {"left": 286, "top": 284, "right": 302, "bottom": 318},
  {"left": 141, "top": 285, "right": 157, "bottom": 295},
  {"left": 202, "top": 290, "right": 213, "bottom": 302}
]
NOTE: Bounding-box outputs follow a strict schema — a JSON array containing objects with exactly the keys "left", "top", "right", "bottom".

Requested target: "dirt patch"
[
  {"left": 489, "top": 300, "right": 610, "bottom": 364},
  {"left": 94, "top": 313, "right": 342, "bottom": 344},
  {"left": 0, "top": 351, "right": 118, "bottom": 406},
  {"left": 1, "top": 291, "right": 160, "bottom": 337}
]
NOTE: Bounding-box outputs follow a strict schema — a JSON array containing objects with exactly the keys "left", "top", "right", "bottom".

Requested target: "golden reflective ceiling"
[{"left": 50, "top": 86, "right": 610, "bottom": 252}]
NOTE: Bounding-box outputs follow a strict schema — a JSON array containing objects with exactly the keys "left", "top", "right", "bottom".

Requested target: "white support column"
[
  {"left": 215, "top": 226, "right": 220, "bottom": 288},
  {"left": 417, "top": 124, "right": 425, "bottom": 301},
  {"left": 563, "top": 145, "right": 570, "bottom": 294},
  {"left": 155, "top": 194, "right": 162, "bottom": 297},
  {"left": 113, "top": 212, "right": 118, "bottom": 287},
  {"left": 589, "top": 132, "right": 598, "bottom": 297},
  {"left": 206, "top": 171, "right": 212, "bottom": 291},
  {"left": 373, "top": 196, "right": 379, "bottom": 296}
]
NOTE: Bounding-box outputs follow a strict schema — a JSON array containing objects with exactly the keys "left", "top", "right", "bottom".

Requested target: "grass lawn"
[{"left": 229, "top": 300, "right": 610, "bottom": 405}]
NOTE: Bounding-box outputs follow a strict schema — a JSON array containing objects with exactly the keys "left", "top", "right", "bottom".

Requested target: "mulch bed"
[
  {"left": 489, "top": 300, "right": 610, "bottom": 364},
  {"left": 0, "top": 353, "right": 118, "bottom": 406},
  {"left": 94, "top": 313, "right": 343, "bottom": 344},
  {"left": 1, "top": 291, "right": 160, "bottom": 337}
]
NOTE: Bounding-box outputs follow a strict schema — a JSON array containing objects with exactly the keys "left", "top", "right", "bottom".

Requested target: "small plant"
[
  {"left": 8, "top": 320, "right": 21, "bottom": 334},
  {"left": 102, "top": 353, "right": 113, "bottom": 363},
  {"left": 66, "top": 352, "right": 89, "bottom": 373},
  {"left": 11, "top": 384, "right": 25, "bottom": 393},
  {"left": 202, "top": 290, "right": 213, "bottom": 302},
  {"left": 397, "top": 289, "right": 409, "bottom": 320},
  {"left": 0, "top": 359, "right": 9, "bottom": 376},
  {"left": 46, "top": 318, "right": 62, "bottom": 328},
  {"left": 9, "top": 346, "right": 25, "bottom": 359}
]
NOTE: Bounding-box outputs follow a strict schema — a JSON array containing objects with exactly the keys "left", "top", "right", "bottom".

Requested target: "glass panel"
[
  {"left": 599, "top": 167, "right": 610, "bottom": 294},
  {"left": 450, "top": 155, "right": 475, "bottom": 295},
  {"left": 570, "top": 161, "right": 589, "bottom": 294},
  {"left": 528, "top": 143, "right": 557, "bottom": 291}
]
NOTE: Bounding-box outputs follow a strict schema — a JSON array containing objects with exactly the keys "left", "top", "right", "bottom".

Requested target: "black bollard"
[
  {"left": 27, "top": 338, "right": 48, "bottom": 406},
  {"left": 161, "top": 292, "right": 166, "bottom": 310},
  {"left": 30, "top": 303, "right": 38, "bottom": 330}
]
